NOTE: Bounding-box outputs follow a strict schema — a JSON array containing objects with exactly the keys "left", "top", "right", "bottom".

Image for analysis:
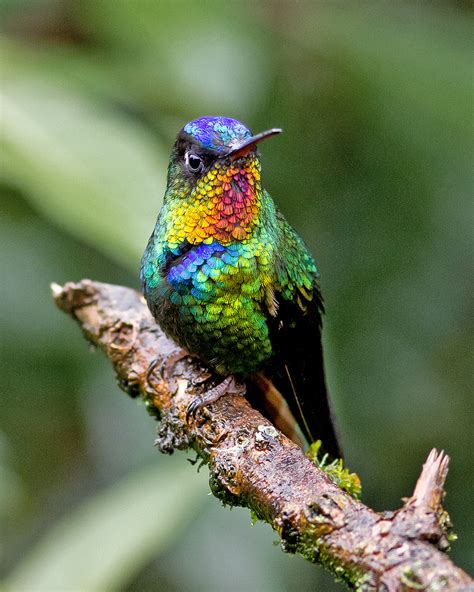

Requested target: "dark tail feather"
[
  {"left": 277, "top": 359, "right": 342, "bottom": 460},
  {"left": 250, "top": 358, "right": 342, "bottom": 459},
  {"left": 263, "top": 309, "right": 343, "bottom": 460},
  {"left": 264, "top": 283, "right": 343, "bottom": 459}
]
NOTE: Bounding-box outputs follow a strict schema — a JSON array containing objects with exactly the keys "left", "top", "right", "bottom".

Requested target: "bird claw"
[
  {"left": 185, "top": 375, "right": 246, "bottom": 423},
  {"left": 190, "top": 372, "right": 213, "bottom": 387},
  {"left": 186, "top": 396, "right": 204, "bottom": 422},
  {"left": 146, "top": 348, "right": 190, "bottom": 387},
  {"left": 146, "top": 358, "right": 160, "bottom": 386}
]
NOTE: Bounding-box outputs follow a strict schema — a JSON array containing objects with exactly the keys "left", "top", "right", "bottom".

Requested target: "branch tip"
[
  {"left": 50, "top": 282, "right": 63, "bottom": 299},
  {"left": 411, "top": 448, "right": 450, "bottom": 511}
]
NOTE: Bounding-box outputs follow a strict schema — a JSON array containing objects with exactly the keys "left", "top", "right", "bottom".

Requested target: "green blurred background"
[{"left": 1, "top": 1, "right": 472, "bottom": 590}]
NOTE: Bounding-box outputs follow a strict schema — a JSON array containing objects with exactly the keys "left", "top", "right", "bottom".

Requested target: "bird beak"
[{"left": 226, "top": 128, "right": 282, "bottom": 160}]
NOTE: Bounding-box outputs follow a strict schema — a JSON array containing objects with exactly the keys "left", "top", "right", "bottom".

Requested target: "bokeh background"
[{"left": 1, "top": 1, "right": 472, "bottom": 590}]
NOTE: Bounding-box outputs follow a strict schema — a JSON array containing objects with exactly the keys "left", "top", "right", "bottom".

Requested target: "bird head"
[{"left": 163, "top": 116, "right": 281, "bottom": 246}]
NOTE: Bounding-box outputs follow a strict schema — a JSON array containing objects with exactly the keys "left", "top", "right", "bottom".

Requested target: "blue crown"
[{"left": 183, "top": 116, "right": 252, "bottom": 153}]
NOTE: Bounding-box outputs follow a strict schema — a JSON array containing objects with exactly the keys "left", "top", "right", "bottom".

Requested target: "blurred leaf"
[
  {"left": 0, "top": 38, "right": 135, "bottom": 106},
  {"left": 0, "top": 431, "right": 25, "bottom": 557},
  {"left": 76, "top": 0, "right": 270, "bottom": 117},
  {"left": 0, "top": 64, "right": 166, "bottom": 271},
  {"left": 289, "top": 4, "right": 473, "bottom": 150},
  {"left": 3, "top": 463, "right": 206, "bottom": 591}
]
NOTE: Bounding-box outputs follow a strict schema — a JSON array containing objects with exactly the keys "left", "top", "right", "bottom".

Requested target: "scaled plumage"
[{"left": 141, "top": 116, "right": 341, "bottom": 458}]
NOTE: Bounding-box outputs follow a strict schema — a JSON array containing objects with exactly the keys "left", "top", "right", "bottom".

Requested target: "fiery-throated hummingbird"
[{"left": 141, "top": 116, "right": 341, "bottom": 458}]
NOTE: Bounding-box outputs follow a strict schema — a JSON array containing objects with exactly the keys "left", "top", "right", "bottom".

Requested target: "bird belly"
[{"left": 148, "top": 243, "right": 273, "bottom": 375}]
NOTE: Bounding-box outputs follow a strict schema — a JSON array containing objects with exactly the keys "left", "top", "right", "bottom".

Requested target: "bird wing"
[{"left": 263, "top": 212, "right": 342, "bottom": 459}]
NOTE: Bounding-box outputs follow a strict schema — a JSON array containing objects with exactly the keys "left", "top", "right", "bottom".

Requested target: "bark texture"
[{"left": 52, "top": 279, "right": 473, "bottom": 592}]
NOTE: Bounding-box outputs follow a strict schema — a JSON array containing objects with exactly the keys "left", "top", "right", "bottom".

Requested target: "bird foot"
[
  {"left": 146, "top": 348, "right": 191, "bottom": 388},
  {"left": 190, "top": 371, "right": 213, "bottom": 386},
  {"left": 186, "top": 375, "right": 246, "bottom": 422}
]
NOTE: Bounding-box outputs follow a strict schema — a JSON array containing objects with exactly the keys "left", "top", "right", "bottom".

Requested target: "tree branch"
[{"left": 52, "top": 279, "right": 472, "bottom": 591}]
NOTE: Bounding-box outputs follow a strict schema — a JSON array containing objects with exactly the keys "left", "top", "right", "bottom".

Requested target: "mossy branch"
[{"left": 52, "top": 280, "right": 472, "bottom": 592}]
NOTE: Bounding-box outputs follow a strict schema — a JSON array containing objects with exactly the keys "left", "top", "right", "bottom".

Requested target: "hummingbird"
[{"left": 141, "top": 116, "right": 341, "bottom": 458}]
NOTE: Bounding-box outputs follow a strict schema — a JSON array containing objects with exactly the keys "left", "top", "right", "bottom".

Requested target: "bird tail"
[{"left": 253, "top": 352, "right": 342, "bottom": 460}]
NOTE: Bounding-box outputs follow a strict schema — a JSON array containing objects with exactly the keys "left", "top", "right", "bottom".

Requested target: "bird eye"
[{"left": 185, "top": 152, "right": 204, "bottom": 174}]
